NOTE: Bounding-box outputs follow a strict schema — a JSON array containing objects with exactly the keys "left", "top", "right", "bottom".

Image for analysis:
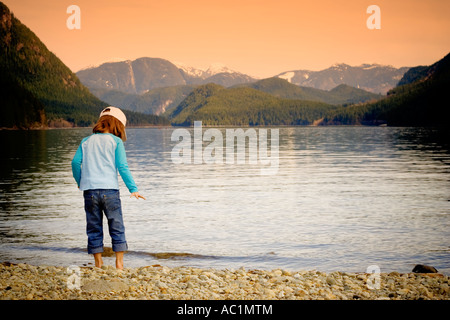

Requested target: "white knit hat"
[{"left": 99, "top": 106, "right": 127, "bottom": 126}]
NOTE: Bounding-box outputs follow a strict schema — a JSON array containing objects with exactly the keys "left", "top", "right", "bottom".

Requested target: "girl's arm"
[
  {"left": 115, "top": 140, "right": 145, "bottom": 200},
  {"left": 71, "top": 144, "right": 83, "bottom": 188}
]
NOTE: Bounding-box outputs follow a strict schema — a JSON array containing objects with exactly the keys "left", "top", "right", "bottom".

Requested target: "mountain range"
[
  {"left": 277, "top": 64, "right": 410, "bottom": 95},
  {"left": 76, "top": 58, "right": 256, "bottom": 95},
  {"left": 77, "top": 58, "right": 395, "bottom": 116},
  {"left": 322, "top": 52, "right": 450, "bottom": 127},
  {"left": 167, "top": 52, "right": 450, "bottom": 128},
  {"left": 77, "top": 58, "right": 409, "bottom": 96}
]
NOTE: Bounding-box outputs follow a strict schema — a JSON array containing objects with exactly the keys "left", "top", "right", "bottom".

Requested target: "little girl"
[{"left": 71, "top": 106, "right": 145, "bottom": 269}]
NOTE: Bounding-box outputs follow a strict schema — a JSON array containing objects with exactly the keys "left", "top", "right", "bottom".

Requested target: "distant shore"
[{"left": 1, "top": 262, "right": 448, "bottom": 300}]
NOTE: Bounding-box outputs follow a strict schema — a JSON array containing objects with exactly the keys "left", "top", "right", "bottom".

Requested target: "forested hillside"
[
  {"left": 322, "top": 52, "right": 450, "bottom": 127},
  {"left": 235, "top": 77, "right": 382, "bottom": 105},
  {"left": 167, "top": 83, "right": 337, "bottom": 126}
]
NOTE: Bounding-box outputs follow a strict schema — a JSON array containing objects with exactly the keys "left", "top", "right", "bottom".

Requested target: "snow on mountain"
[
  {"left": 360, "top": 64, "right": 379, "bottom": 70},
  {"left": 175, "top": 62, "right": 240, "bottom": 78},
  {"left": 205, "top": 63, "right": 237, "bottom": 76},
  {"left": 174, "top": 62, "right": 207, "bottom": 78},
  {"left": 359, "top": 63, "right": 398, "bottom": 70},
  {"left": 278, "top": 71, "right": 296, "bottom": 83},
  {"left": 330, "top": 63, "right": 350, "bottom": 71}
]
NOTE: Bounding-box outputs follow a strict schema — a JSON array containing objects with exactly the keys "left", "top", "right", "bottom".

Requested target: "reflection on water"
[{"left": 0, "top": 127, "right": 449, "bottom": 274}]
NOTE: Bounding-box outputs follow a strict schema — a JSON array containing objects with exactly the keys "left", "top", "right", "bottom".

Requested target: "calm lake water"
[{"left": 0, "top": 126, "right": 449, "bottom": 274}]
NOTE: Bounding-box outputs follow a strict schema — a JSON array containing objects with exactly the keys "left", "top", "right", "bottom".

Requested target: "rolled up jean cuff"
[
  {"left": 88, "top": 245, "right": 104, "bottom": 255},
  {"left": 112, "top": 242, "right": 128, "bottom": 252}
]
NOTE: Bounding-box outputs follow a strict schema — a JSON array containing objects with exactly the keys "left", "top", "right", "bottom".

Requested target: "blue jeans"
[{"left": 83, "top": 189, "right": 128, "bottom": 254}]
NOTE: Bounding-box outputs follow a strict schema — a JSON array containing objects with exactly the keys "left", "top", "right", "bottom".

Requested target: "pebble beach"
[{"left": 1, "top": 262, "right": 449, "bottom": 300}]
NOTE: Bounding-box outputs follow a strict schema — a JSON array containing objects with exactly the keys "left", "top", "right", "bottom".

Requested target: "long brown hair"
[{"left": 93, "top": 115, "right": 127, "bottom": 141}]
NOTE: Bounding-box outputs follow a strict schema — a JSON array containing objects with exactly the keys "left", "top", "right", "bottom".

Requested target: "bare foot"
[
  {"left": 115, "top": 251, "right": 124, "bottom": 270},
  {"left": 94, "top": 252, "right": 103, "bottom": 268}
]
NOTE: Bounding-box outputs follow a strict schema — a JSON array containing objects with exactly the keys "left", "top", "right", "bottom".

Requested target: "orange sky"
[{"left": 3, "top": 0, "right": 450, "bottom": 78}]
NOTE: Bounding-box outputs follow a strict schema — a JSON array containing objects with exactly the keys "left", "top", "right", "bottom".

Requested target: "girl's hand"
[{"left": 130, "top": 192, "right": 146, "bottom": 200}]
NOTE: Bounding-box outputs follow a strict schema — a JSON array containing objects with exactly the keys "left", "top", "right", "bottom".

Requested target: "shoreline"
[
  {"left": 1, "top": 262, "right": 448, "bottom": 300},
  {"left": 4, "top": 124, "right": 449, "bottom": 131}
]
